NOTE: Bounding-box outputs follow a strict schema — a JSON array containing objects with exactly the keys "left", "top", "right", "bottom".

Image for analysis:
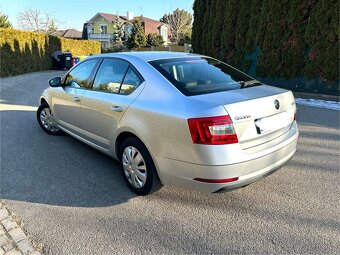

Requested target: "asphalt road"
[{"left": 1, "top": 71, "right": 339, "bottom": 254}]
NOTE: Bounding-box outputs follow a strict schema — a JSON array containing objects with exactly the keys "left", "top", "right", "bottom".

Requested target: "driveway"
[{"left": 0, "top": 71, "right": 339, "bottom": 254}]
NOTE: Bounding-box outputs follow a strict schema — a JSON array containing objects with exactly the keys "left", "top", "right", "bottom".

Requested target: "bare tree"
[
  {"left": 161, "top": 9, "right": 192, "bottom": 45},
  {"left": 17, "top": 8, "right": 59, "bottom": 35}
]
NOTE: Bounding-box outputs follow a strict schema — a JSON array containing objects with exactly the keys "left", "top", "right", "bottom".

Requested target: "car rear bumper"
[{"left": 158, "top": 129, "right": 298, "bottom": 193}]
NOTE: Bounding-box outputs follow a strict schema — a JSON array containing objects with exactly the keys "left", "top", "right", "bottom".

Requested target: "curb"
[{"left": 0, "top": 202, "right": 42, "bottom": 255}]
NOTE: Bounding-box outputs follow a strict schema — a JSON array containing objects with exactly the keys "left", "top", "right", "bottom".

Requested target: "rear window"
[{"left": 149, "top": 57, "right": 259, "bottom": 96}]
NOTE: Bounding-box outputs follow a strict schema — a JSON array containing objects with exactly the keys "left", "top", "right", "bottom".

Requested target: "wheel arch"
[
  {"left": 114, "top": 131, "right": 163, "bottom": 183},
  {"left": 40, "top": 97, "right": 47, "bottom": 105},
  {"left": 115, "top": 131, "right": 146, "bottom": 159}
]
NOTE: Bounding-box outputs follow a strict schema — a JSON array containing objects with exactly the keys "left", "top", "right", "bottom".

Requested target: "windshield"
[{"left": 149, "top": 57, "right": 260, "bottom": 96}]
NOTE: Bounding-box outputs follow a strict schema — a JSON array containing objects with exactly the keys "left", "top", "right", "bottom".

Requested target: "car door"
[
  {"left": 79, "top": 58, "right": 145, "bottom": 150},
  {"left": 51, "top": 59, "right": 99, "bottom": 133}
]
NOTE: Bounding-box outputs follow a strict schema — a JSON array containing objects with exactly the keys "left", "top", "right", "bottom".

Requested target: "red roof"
[
  {"left": 95, "top": 13, "right": 169, "bottom": 35},
  {"left": 135, "top": 16, "right": 168, "bottom": 35},
  {"left": 98, "top": 13, "right": 126, "bottom": 22},
  {"left": 62, "top": 29, "right": 82, "bottom": 39}
]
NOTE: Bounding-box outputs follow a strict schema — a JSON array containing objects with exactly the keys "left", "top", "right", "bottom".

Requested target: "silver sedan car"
[{"left": 37, "top": 52, "right": 298, "bottom": 195}]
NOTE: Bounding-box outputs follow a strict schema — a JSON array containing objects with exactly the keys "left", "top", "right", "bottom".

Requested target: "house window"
[
  {"left": 125, "top": 24, "right": 133, "bottom": 34},
  {"left": 124, "top": 23, "right": 133, "bottom": 40},
  {"left": 100, "top": 25, "right": 107, "bottom": 34},
  {"left": 87, "top": 25, "right": 94, "bottom": 34}
]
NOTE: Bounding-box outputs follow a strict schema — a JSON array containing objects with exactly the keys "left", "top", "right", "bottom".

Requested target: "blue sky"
[{"left": 0, "top": 0, "right": 194, "bottom": 31}]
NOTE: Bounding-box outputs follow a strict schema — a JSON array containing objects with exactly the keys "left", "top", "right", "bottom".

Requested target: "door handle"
[
  {"left": 73, "top": 96, "right": 81, "bottom": 101},
  {"left": 110, "top": 105, "right": 124, "bottom": 112}
]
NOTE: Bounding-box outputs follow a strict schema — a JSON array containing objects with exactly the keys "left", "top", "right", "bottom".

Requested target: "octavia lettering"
[{"left": 235, "top": 115, "right": 251, "bottom": 120}]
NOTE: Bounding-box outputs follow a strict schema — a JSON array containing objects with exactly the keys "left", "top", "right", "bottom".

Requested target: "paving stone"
[
  {"left": 3, "top": 249, "right": 22, "bottom": 255},
  {"left": 1, "top": 220, "right": 17, "bottom": 232},
  {"left": 17, "top": 239, "right": 34, "bottom": 255},
  {"left": 0, "top": 206, "right": 40, "bottom": 254},
  {"left": 2, "top": 241, "right": 14, "bottom": 252},
  {"left": 8, "top": 229, "right": 25, "bottom": 243},
  {"left": 28, "top": 252, "right": 41, "bottom": 255},
  {"left": 0, "top": 234, "right": 10, "bottom": 246},
  {"left": 0, "top": 209, "right": 9, "bottom": 222}
]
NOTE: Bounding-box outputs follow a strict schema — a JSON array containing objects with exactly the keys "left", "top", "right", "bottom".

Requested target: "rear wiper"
[{"left": 238, "top": 80, "right": 262, "bottom": 88}]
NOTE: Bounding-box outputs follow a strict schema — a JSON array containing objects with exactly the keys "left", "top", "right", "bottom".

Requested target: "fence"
[{"left": 132, "top": 43, "right": 191, "bottom": 53}]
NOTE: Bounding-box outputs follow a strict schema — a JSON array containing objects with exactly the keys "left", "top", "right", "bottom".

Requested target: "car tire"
[
  {"left": 37, "top": 102, "right": 63, "bottom": 135},
  {"left": 119, "top": 137, "right": 162, "bottom": 195}
]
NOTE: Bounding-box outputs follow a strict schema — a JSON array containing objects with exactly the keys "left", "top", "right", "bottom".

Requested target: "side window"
[
  {"left": 92, "top": 59, "right": 129, "bottom": 93},
  {"left": 119, "top": 67, "right": 143, "bottom": 95},
  {"left": 65, "top": 60, "right": 98, "bottom": 89}
]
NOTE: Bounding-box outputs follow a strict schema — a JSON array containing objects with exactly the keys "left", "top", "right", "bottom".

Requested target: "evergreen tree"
[
  {"left": 146, "top": 33, "right": 164, "bottom": 47},
  {"left": 113, "top": 15, "right": 125, "bottom": 43},
  {"left": 127, "top": 18, "right": 146, "bottom": 49},
  {"left": 0, "top": 12, "right": 12, "bottom": 28},
  {"left": 192, "top": 0, "right": 339, "bottom": 84}
]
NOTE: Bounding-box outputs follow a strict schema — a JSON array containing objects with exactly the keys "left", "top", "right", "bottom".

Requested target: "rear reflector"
[
  {"left": 188, "top": 115, "right": 238, "bottom": 145},
  {"left": 194, "top": 177, "right": 239, "bottom": 183}
]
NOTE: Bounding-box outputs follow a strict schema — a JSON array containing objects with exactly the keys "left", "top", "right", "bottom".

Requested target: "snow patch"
[{"left": 295, "top": 98, "right": 340, "bottom": 111}]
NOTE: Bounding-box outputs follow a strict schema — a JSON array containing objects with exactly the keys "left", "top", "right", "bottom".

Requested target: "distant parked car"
[{"left": 37, "top": 52, "right": 299, "bottom": 195}]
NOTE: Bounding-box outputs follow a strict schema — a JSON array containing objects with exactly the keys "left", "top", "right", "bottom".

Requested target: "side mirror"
[{"left": 49, "top": 77, "right": 62, "bottom": 87}]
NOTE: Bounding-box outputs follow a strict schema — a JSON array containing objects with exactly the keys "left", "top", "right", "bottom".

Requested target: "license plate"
[
  {"left": 66, "top": 57, "right": 71, "bottom": 60},
  {"left": 255, "top": 112, "right": 292, "bottom": 134}
]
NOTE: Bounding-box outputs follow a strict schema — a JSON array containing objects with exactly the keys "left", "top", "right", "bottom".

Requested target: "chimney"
[{"left": 127, "top": 11, "right": 134, "bottom": 20}]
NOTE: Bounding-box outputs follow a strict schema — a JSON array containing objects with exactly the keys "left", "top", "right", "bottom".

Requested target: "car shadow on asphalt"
[
  {"left": 0, "top": 109, "right": 137, "bottom": 207},
  {"left": 1, "top": 105, "right": 339, "bottom": 209},
  {"left": 1, "top": 89, "right": 339, "bottom": 253}
]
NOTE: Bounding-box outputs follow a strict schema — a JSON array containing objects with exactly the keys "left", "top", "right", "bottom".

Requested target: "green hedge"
[
  {"left": 61, "top": 37, "right": 101, "bottom": 56},
  {"left": 192, "top": 0, "right": 339, "bottom": 93},
  {"left": 0, "top": 28, "right": 101, "bottom": 77}
]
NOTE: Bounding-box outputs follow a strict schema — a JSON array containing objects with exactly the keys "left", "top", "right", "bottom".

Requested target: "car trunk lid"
[{"left": 191, "top": 85, "right": 296, "bottom": 149}]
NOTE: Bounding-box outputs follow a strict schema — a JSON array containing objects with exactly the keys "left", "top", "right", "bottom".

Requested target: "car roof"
[{"left": 96, "top": 51, "right": 202, "bottom": 62}]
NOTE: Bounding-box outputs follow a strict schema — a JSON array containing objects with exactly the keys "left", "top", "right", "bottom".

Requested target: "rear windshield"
[{"left": 149, "top": 57, "right": 259, "bottom": 96}]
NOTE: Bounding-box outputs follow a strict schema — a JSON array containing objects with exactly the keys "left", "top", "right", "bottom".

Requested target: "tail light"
[{"left": 187, "top": 115, "right": 238, "bottom": 145}]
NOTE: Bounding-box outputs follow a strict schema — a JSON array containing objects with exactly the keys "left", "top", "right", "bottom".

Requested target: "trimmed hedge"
[
  {"left": 0, "top": 28, "right": 101, "bottom": 77},
  {"left": 61, "top": 37, "right": 101, "bottom": 56},
  {"left": 192, "top": 0, "right": 339, "bottom": 94}
]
